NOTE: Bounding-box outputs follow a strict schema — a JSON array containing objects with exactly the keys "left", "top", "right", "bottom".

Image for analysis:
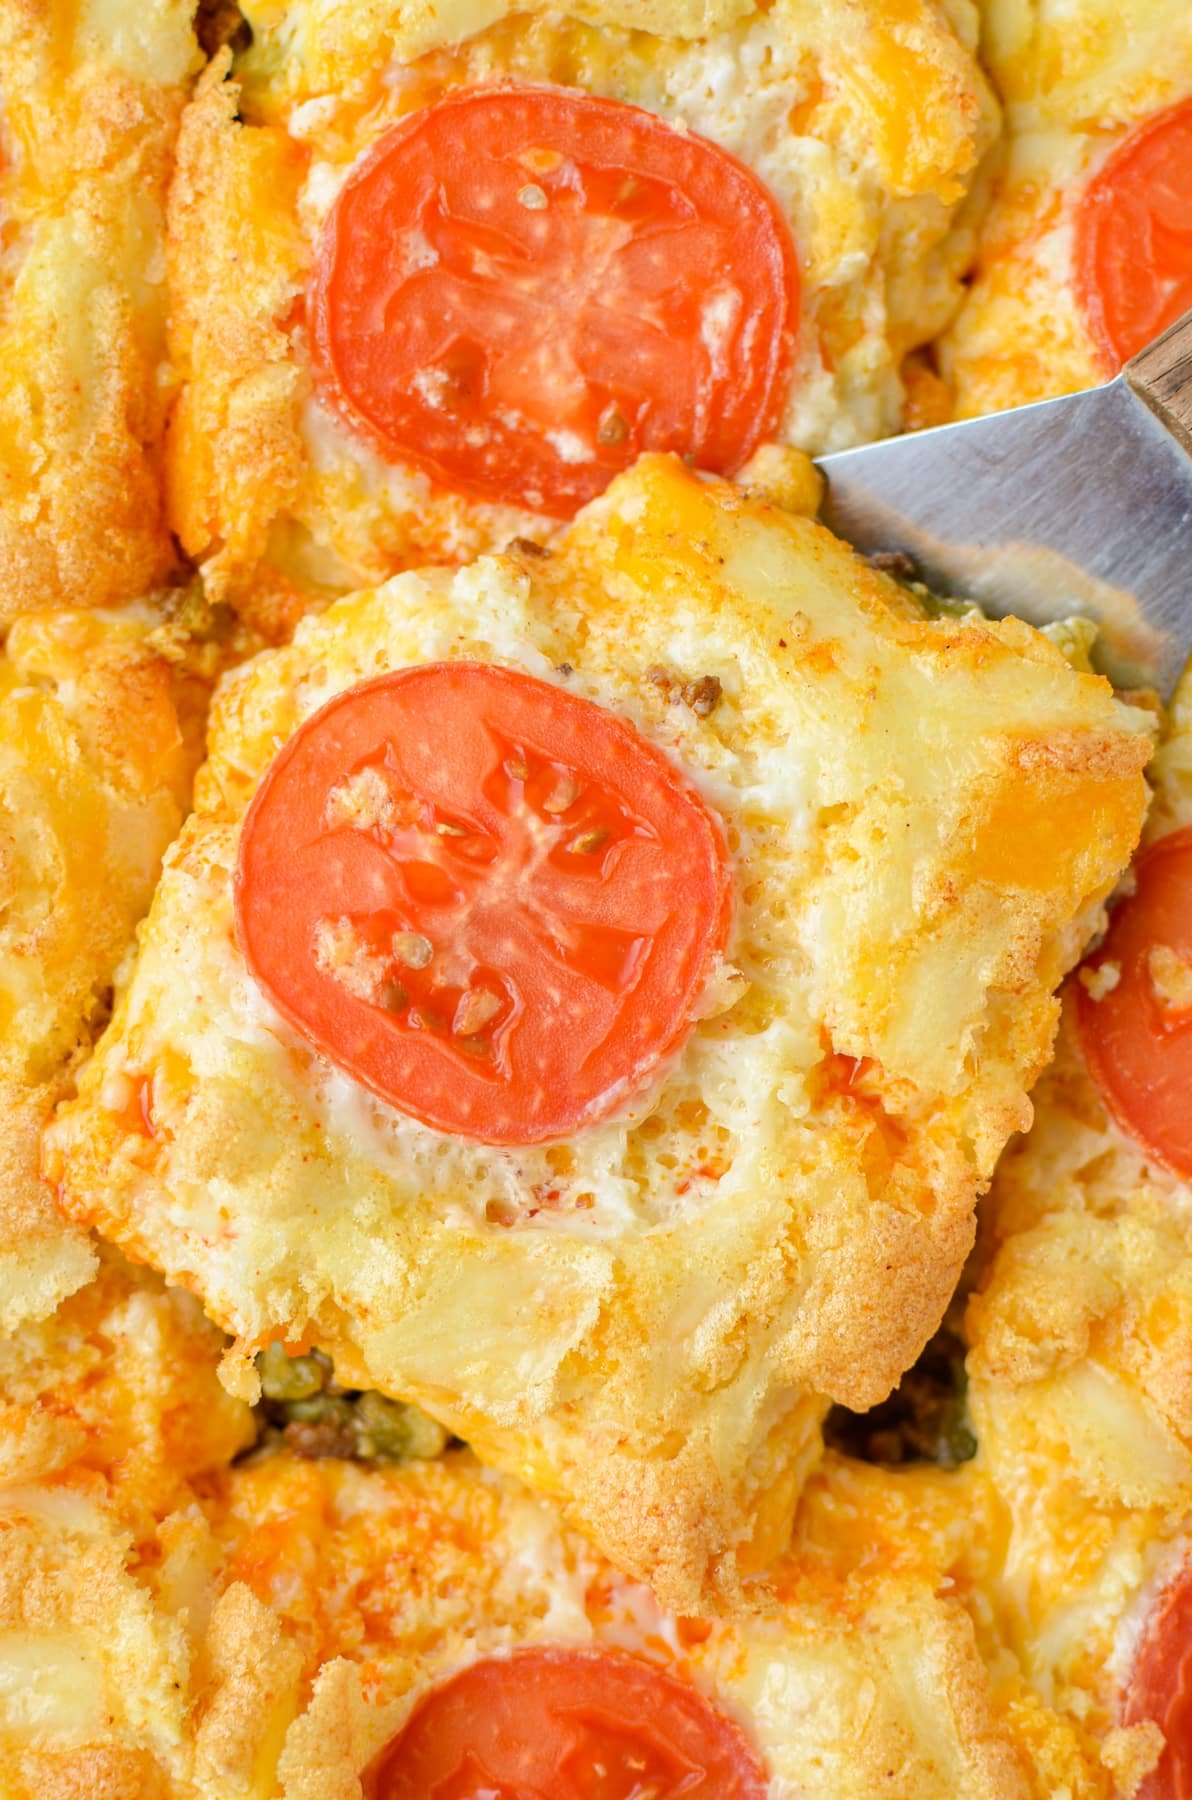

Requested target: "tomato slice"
[
  {"left": 1122, "top": 1556, "right": 1192, "bottom": 1799},
  {"left": 1076, "top": 827, "right": 1192, "bottom": 1178},
  {"left": 235, "top": 663, "right": 733, "bottom": 1146},
  {"left": 365, "top": 1647, "right": 769, "bottom": 1799},
  {"left": 1075, "top": 98, "right": 1192, "bottom": 370},
  {"left": 308, "top": 84, "right": 799, "bottom": 517}
]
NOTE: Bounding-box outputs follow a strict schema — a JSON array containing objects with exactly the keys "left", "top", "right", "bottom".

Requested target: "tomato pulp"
[
  {"left": 1123, "top": 1555, "right": 1192, "bottom": 1799},
  {"left": 1077, "top": 826, "right": 1192, "bottom": 1177},
  {"left": 1075, "top": 98, "right": 1192, "bottom": 369},
  {"left": 235, "top": 663, "right": 733, "bottom": 1145},
  {"left": 366, "top": 1647, "right": 770, "bottom": 1799},
  {"left": 309, "top": 84, "right": 799, "bottom": 515}
]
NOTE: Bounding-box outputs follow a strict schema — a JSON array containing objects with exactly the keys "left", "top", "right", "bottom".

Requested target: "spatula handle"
[{"left": 1126, "top": 307, "right": 1192, "bottom": 453}]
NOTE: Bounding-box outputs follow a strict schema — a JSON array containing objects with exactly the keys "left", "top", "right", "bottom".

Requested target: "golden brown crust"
[
  {"left": 166, "top": 0, "right": 997, "bottom": 623},
  {"left": 0, "top": 605, "right": 209, "bottom": 1334},
  {"left": 192, "top": 1584, "right": 306, "bottom": 1793},
  {"left": 940, "top": 4, "right": 1192, "bottom": 418},
  {"left": 0, "top": 1250, "right": 1111, "bottom": 1800},
  {"left": 275, "top": 1661, "right": 396, "bottom": 1800},
  {"left": 48, "top": 458, "right": 1151, "bottom": 1612},
  {"left": 0, "top": 1080, "right": 94, "bottom": 1337},
  {"left": 0, "top": 1248, "right": 254, "bottom": 1512},
  {"left": 184, "top": 1451, "right": 1099, "bottom": 1798},
  {"left": 0, "top": 1247, "right": 253, "bottom": 1800},
  {"left": 165, "top": 54, "right": 310, "bottom": 642},
  {"left": 0, "top": 0, "right": 200, "bottom": 620}
]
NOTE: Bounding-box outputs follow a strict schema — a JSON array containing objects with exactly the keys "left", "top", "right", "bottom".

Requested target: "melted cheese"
[
  {"left": 979, "top": 0, "right": 1192, "bottom": 129},
  {"left": 191, "top": 1450, "right": 1076, "bottom": 1800},
  {"left": 0, "top": 1252, "right": 253, "bottom": 1800},
  {"left": 166, "top": 0, "right": 998, "bottom": 627},
  {"left": 940, "top": 2, "right": 1192, "bottom": 417},
  {"left": 963, "top": 665, "right": 1192, "bottom": 1764},
  {"left": 0, "top": 607, "right": 205, "bottom": 1333},
  {"left": 0, "top": 0, "right": 200, "bottom": 617},
  {"left": 48, "top": 457, "right": 1151, "bottom": 1612},
  {"left": 0, "top": 1243, "right": 1112, "bottom": 1797},
  {"left": 0, "top": 1632, "right": 104, "bottom": 1740}
]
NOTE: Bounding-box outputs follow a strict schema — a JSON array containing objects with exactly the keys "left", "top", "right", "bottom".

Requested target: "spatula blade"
[{"left": 818, "top": 375, "right": 1192, "bottom": 694}]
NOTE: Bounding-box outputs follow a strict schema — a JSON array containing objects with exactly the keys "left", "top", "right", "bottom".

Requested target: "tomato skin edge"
[
  {"left": 1073, "top": 98, "right": 1192, "bottom": 374},
  {"left": 233, "top": 661, "right": 736, "bottom": 1146},
  {"left": 307, "top": 81, "right": 801, "bottom": 517},
  {"left": 1121, "top": 1553, "right": 1192, "bottom": 1800},
  {"left": 1076, "top": 994, "right": 1182, "bottom": 1177},
  {"left": 362, "top": 1644, "right": 771, "bottom": 1800},
  {"left": 1074, "top": 825, "right": 1192, "bottom": 1182}
]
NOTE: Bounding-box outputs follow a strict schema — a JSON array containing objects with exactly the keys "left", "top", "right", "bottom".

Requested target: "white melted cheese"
[
  {"left": 71, "top": 0, "right": 199, "bottom": 86},
  {"left": 0, "top": 1633, "right": 104, "bottom": 1740},
  {"left": 296, "top": 393, "right": 546, "bottom": 563},
  {"left": 284, "top": 1, "right": 989, "bottom": 491},
  {"left": 179, "top": 560, "right": 820, "bottom": 1248}
]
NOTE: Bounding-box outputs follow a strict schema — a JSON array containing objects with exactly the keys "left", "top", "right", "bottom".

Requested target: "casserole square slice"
[
  {"left": 48, "top": 453, "right": 1151, "bottom": 1609},
  {"left": 0, "top": 604, "right": 209, "bottom": 1331},
  {"left": 165, "top": 0, "right": 997, "bottom": 635},
  {"left": 0, "top": 0, "right": 203, "bottom": 618}
]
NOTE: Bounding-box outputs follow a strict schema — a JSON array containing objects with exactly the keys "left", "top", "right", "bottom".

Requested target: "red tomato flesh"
[
  {"left": 1075, "top": 98, "right": 1192, "bottom": 370},
  {"left": 309, "top": 84, "right": 799, "bottom": 516},
  {"left": 366, "top": 1647, "right": 769, "bottom": 1799},
  {"left": 235, "top": 663, "right": 733, "bottom": 1145},
  {"left": 1122, "top": 1556, "right": 1192, "bottom": 1799},
  {"left": 1077, "top": 826, "right": 1192, "bottom": 1178}
]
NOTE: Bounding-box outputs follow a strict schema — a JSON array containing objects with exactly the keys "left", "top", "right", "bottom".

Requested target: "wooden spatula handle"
[{"left": 1126, "top": 307, "right": 1192, "bottom": 452}]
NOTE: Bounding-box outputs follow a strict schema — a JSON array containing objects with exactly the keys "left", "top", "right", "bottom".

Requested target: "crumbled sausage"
[
  {"left": 824, "top": 1321, "right": 976, "bottom": 1469},
  {"left": 645, "top": 664, "right": 722, "bottom": 717},
  {"left": 867, "top": 550, "right": 918, "bottom": 581},
  {"left": 683, "top": 674, "right": 722, "bottom": 717},
  {"left": 285, "top": 1416, "right": 358, "bottom": 1461}
]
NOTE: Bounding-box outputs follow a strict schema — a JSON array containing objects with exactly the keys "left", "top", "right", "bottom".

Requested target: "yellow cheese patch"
[
  {"left": 48, "top": 457, "right": 1150, "bottom": 1612},
  {"left": 0, "top": 606, "right": 207, "bottom": 1334},
  {"left": 166, "top": 0, "right": 997, "bottom": 629},
  {"left": 0, "top": 0, "right": 202, "bottom": 618}
]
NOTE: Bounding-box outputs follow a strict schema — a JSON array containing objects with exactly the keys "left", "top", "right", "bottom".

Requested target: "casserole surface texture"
[
  {"left": 941, "top": 0, "right": 1192, "bottom": 414},
  {"left": 964, "top": 667, "right": 1192, "bottom": 1798},
  {"left": 165, "top": 0, "right": 998, "bottom": 634},
  {"left": 0, "top": 1253, "right": 1100, "bottom": 1800},
  {"left": 47, "top": 453, "right": 1151, "bottom": 1611},
  {"left": 0, "top": 0, "right": 202, "bottom": 618},
  {"left": 0, "top": 603, "right": 209, "bottom": 1333}
]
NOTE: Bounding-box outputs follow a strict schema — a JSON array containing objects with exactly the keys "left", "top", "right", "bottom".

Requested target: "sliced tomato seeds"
[
  {"left": 309, "top": 84, "right": 800, "bottom": 515},
  {"left": 235, "top": 663, "right": 733, "bottom": 1145},
  {"left": 366, "top": 1647, "right": 769, "bottom": 1799},
  {"left": 1077, "top": 827, "right": 1192, "bottom": 1178},
  {"left": 1075, "top": 97, "right": 1192, "bottom": 369}
]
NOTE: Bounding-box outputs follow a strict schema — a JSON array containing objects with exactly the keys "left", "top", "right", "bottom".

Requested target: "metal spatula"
[{"left": 818, "top": 307, "right": 1192, "bottom": 695}]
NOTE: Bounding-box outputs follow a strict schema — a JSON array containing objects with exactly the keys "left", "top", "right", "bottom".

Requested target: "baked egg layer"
[
  {"left": 166, "top": 0, "right": 998, "bottom": 633},
  {"left": 0, "top": 0, "right": 203, "bottom": 618},
  {"left": 46, "top": 455, "right": 1152, "bottom": 1611},
  {"left": 0, "top": 602, "right": 210, "bottom": 1334}
]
